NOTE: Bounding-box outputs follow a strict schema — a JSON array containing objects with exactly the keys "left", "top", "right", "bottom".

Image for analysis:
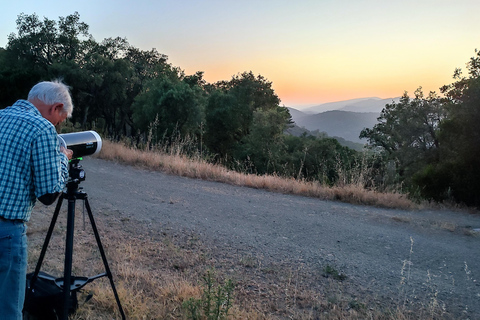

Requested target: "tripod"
[{"left": 26, "top": 160, "right": 126, "bottom": 320}]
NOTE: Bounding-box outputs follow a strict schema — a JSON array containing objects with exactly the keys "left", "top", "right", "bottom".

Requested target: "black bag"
[{"left": 23, "top": 272, "right": 79, "bottom": 320}]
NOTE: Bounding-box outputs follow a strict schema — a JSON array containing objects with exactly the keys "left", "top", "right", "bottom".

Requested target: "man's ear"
[
  {"left": 53, "top": 103, "right": 64, "bottom": 113},
  {"left": 47, "top": 103, "right": 60, "bottom": 115}
]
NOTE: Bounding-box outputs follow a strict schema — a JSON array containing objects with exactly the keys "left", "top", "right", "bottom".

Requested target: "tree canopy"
[
  {"left": 3, "top": 12, "right": 480, "bottom": 206},
  {"left": 361, "top": 50, "right": 480, "bottom": 205}
]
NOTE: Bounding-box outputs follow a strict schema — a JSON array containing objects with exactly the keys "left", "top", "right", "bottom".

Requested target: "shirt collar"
[{"left": 13, "top": 99, "right": 43, "bottom": 117}]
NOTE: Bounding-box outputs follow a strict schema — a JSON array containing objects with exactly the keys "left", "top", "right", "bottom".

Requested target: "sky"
[{"left": 1, "top": 0, "right": 479, "bottom": 109}]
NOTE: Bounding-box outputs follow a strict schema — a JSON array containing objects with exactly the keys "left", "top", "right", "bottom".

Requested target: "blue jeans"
[{"left": 0, "top": 220, "right": 27, "bottom": 320}]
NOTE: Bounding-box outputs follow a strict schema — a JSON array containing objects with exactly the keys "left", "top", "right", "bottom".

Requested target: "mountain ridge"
[
  {"left": 290, "top": 110, "right": 380, "bottom": 143},
  {"left": 286, "top": 96, "right": 397, "bottom": 144},
  {"left": 293, "top": 96, "right": 400, "bottom": 114}
]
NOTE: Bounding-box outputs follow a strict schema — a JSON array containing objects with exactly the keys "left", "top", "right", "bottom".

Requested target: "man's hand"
[{"left": 60, "top": 146, "right": 73, "bottom": 160}]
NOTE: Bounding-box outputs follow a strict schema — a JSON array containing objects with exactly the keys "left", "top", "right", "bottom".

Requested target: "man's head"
[{"left": 28, "top": 80, "right": 74, "bottom": 126}]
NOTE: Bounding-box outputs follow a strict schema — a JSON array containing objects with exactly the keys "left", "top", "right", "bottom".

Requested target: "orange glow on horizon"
[
  {"left": 180, "top": 42, "right": 469, "bottom": 107},
  {"left": 194, "top": 62, "right": 457, "bottom": 107}
]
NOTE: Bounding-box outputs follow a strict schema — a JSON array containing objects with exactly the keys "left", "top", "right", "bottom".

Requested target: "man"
[{"left": 0, "top": 80, "right": 73, "bottom": 319}]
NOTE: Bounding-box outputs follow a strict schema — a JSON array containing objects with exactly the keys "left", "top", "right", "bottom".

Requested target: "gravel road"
[{"left": 81, "top": 157, "right": 480, "bottom": 317}]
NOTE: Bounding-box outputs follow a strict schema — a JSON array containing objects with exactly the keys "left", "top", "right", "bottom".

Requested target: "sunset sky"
[{"left": 1, "top": 0, "right": 479, "bottom": 108}]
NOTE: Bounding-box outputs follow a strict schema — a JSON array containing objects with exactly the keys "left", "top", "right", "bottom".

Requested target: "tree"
[
  {"left": 1, "top": 12, "right": 93, "bottom": 111},
  {"left": 0, "top": 47, "right": 39, "bottom": 107},
  {"left": 57, "top": 12, "right": 90, "bottom": 61},
  {"left": 0, "top": 13, "right": 59, "bottom": 106},
  {"left": 203, "top": 89, "right": 238, "bottom": 157},
  {"left": 361, "top": 49, "right": 480, "bottom": 205},
  {"left": 73, "top": 37, "right": 134, "bottom": 135},
  {"left": 2, "top": 12, "right": 180, "bottom": 137},
  {"left": 7, "top": 12, "right": 90, "bottom": 66},
  {"left": 132, "top": 69, "right": 205, "bottom": 145},
  {"left": 429, "top": 49, "right": 480, "bottom": 205},
  {"left": 360, "top": 88, "right": 446, "bottom": 188},
  {"left": 278, "top": 134, "right": 358, "bottom": 184},
  {"left": 236, "top": 106, "right": 291, "bottom": 174},
  {"left": 204, "top": 71, "right": 286, "bottom": 160}
]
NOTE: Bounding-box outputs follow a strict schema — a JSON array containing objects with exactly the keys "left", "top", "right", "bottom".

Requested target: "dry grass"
[{"left": 98, "top": 140, "right": 416, "bottom": 210}]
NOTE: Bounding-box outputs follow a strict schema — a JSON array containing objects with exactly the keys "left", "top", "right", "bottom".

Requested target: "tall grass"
[{"left": 97, "top": 140, "right": 415, "bottom": 210}]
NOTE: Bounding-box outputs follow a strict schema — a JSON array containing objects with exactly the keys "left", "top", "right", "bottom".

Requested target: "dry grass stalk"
[{"left": 98, "top": 140, "right": 416, "bottom": 210}]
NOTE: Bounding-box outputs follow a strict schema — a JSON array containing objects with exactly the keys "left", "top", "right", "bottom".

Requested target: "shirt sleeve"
[{"left": 31, "top": 126, "right": 69, "bottom": 198}]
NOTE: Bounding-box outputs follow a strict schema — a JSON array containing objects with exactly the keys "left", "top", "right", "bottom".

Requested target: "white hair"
[{"left": 28, "top": 80, "right": 74, "bottom": 117}]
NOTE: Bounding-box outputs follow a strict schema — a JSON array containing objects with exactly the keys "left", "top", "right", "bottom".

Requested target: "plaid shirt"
[{"left": 0, "top": 100, "right": 69, "bottom": 221}]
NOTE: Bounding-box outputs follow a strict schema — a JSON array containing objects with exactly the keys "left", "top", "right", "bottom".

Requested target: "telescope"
[{"left": 58, "top": 131, "right": 102, "bottom": 158}]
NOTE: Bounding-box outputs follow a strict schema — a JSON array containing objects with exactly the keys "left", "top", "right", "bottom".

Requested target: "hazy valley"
[{"left": 287, "top": 97, "right": 400, "bottom": 146}]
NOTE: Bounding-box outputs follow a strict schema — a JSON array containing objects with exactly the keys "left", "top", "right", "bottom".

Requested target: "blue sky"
[{"left": 1, "top": 0, "right": 479, "bottom": 108}]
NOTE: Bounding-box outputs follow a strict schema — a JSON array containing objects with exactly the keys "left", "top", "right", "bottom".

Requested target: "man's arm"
[
  {"left": 36, "top": 146, "right": 72, "bottom": 205},
  {"left": 32, "top": 128, "right": 70, "bottom": 203}
]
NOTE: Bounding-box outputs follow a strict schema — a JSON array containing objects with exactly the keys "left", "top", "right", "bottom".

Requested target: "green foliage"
[
  {"left": 410, "top": 52, "right": 480, "bottom": 205},
  {"left": 182, "top": 270, "right": 235, "bottom": 320},
  {"left": 323, "top": 265, "right": 347, "bottom": 281},
  {"left": 204, "top": 89, "right": 239, "bottom": 157},
  {"left": 348, "top": 299, "right": 366, "bottom": 311},
  {"left": 361, "top": 49, "right": 480, "bottom": 205},
  {"left": 436, "top": 50, "right": 480, "bottom": 205},
  {"left": 411, "top": 163, "right": 454, "bottom": 202},
  {"left": 279, "top": 134, "right": 358, "bottom": 184},
  {"left": 360, "top": 89, "right": 445, "bottom": 185},
  {"left": 204, "top": 71, "right": 287, "bottom": 160},
  {"left": 234, "top": 106, "right": 291, "bottom": 174},
  {"left": 359, "top": 88, "right": 450, "bottom": 197},
  {"left": 1, "top": 11, "right": 366, "bottom": 193},
  {"left": 132, "top": 70, "right": 205, "bottom": 144},
  {"left": 0, "top": 12, "right": 170, "bottom": 138}
]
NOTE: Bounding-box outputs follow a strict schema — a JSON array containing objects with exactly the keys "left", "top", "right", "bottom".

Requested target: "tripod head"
[{"left": 65, "top": 158, "right": 86, "bottom": 195}]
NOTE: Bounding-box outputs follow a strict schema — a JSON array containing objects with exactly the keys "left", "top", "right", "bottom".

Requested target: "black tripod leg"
[
  {"left": 62, "top": 197, "right": 76, "bottom": 320},
  {"left": 28, "top": 195, "right": 64, "bottom": 291},
  {"left": 84, "top": 197, "right": 126, "bottom": 320}
]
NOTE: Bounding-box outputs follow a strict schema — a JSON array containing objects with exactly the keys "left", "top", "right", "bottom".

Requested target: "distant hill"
[
  {"left": 286, "top": 107, "right": 309, "bottom": 121},
  {"left": 301, "top": 97, "right": 400, "bottom": 114},
  {"left": 285, "top": 124, "right": 366, "bottom": 151},
  {"left": 339, "top": 97, "right": 400, "bottom": 113},
  {"left": 287, "top": 108, "right": 380, "bottom": 143}
]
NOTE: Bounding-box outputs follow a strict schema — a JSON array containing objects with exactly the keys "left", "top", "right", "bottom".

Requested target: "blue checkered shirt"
[{"left": 0, "top": 100, "right": 69, "bottom": 221}]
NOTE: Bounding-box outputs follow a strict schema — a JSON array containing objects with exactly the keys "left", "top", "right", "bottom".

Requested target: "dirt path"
[{"left": 80, "top": 158, "right": 480, "bottom": 317}]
